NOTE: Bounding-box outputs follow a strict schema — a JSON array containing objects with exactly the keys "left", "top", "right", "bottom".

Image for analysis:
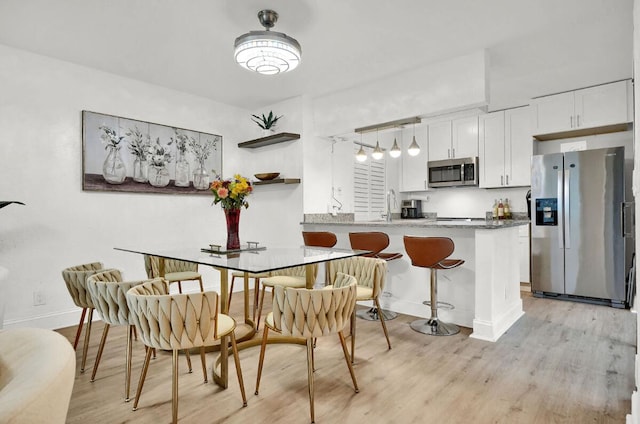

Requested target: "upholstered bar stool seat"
[
  {"left": 349, "top": 231, "right": 402, "bottom": 321},
  {"left": 403, "top": 236, "right": 464, "bottom": 336}
]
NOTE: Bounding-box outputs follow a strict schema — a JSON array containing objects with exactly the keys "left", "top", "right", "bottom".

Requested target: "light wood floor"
[{"left": 60, "top": 291, "right": 635, "bottom": 423}]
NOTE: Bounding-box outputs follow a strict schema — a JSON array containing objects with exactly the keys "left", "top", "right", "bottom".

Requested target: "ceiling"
[{"left": 0, "top": 0, "right": 633, "bottom": 111}]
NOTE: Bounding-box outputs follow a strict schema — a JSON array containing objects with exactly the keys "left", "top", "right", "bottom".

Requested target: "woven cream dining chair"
[
  {"left": 255, "top": 264, "right": 318, "bottom": 330},
  {"left": 126, "top": 279, "right": 247, "bottom": 424},
  {"left": 255, "top": 272, "right": 359, "bottom": 424},
  {"left": 326, "top": 256, "right": 390, "bottom": 363},
  {"left": 144, "top": 255, "right": 203, "bottom": 293},
  {"left": 87, "top": 270, "right": 183, "bottom": 402},
  {"left": 62, "top": 261, "right": 105, "bottom": 373}
]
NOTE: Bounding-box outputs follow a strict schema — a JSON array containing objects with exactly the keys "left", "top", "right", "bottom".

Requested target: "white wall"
[{"left": 0, "top": 44, "right": 303, "bottom": 329}]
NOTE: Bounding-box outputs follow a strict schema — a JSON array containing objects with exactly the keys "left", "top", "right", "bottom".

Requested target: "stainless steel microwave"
[{"left": 427, "top": 157, "right": 479, "bottom": 188}]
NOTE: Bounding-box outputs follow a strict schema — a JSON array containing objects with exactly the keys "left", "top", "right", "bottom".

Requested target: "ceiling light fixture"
[
  {"left": 408, "top": 121, "right": 421, "bottom": 156},
  {"left": 389, "top": 131, "right": 402, "bottom": 158},
  {"left": 372, "top": 129, "right": 384, "bottom": 160},
  {"left": 234, "top": 9, "right": 302, "bottom": 75},
  {"left": 356, "top": 134, "right": 368, "bottom": 162}
]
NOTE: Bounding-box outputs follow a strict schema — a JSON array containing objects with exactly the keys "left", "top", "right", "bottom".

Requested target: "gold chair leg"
[
  {"left": 197, "top": 276, "right": 204, "bottom": 292},
  {"left": 200, "top": 347, "right": 208, "bottom": 383},
  {"left": 256, "top": 286, "right": 267, "bottom": 330},
  {"left": 254, "top": 326, "right": 270, "bottom": 395},
  {"left": 73, "top": 308, "right": 87, "bottom": 350},
  {"left": 125, "top": 325, "right": 133, "bottom": 402},
  {"left": 90, "top": 323, "right": 110, "bottom": 382},
  {"left": 253, "top": 279, "right": 260, "bottom": 323},
  {"left": 177, "top": 281, "right": 183, "bottom": 294},
  {"left": 228, "top": 275, "right": 236, "bottom": 311},
  {"left": 184, "top": 349, "right": 192, "bottom": 373},
  {"left": 306, "top": 338, "right": 315, "bottom": 423},
  {"left": 133, "top": 346, "right": 153, "bottom": 411},
  {"left": 374, "top": 297, "right": 392, "bottom": 350},
  {"left": 172, "top": 350, "right": 179, "bottom": 424},
  {"left": 339, "top": 331, "right": 359, "bottom": 393},
  {"left": 350, "top": 309, "right": 356, "bottom": 364},
  {"left": 133, "top": 325, "right": 137, "bottom": 341},
  {"left": 230, "top": 332, "right": 248, "bottom": 406},
  {"left": 80, "top": 308, "right": 94, "bottom": 373}
]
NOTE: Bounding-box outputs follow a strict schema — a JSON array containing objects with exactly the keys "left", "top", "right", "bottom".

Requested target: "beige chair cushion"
[
  {"left": 164, "top": 271, "right": 200, "bottom": 283},
  {"left": 86, "top": 269, "right": 159, "bottom": 326},
  {"left": 261, "top": 275, "right": 306, "bottom": 288},
  {"left": 144, "top": 255, "right": 199, "bottom": 278},
  {"left": 0, "top": 328, "right": 75, "bottom": 424},
  {"left": 62, "top": 262, "right": 103, "bottom": 309},
  {"left": 269, "top": 276, "right": 357, "bottom": 338},
  {"left": 232, "top": 271, "right": 270, "bottom": 278},
  {"left": 327, "top": 256, "right": 387, "bottom": 300},
  {"left": 126, "top": 280, "right": 235, "bottom": 350}
]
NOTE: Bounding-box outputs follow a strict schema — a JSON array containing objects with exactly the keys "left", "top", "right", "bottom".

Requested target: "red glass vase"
[{"left": 224, "top": 208, "right": 241, "bottom": 250}]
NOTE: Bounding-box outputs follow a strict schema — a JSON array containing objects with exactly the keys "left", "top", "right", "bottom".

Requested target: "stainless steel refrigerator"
[{"left": 530, "top": 146, "right": 633, "bottom": 307}]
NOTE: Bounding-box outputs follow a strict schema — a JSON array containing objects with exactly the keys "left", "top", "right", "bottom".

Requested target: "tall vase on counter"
[
  {"left": 210, "top": 174, "right": 253, "bottom": 251},
  {"left": 224, "top": 208, "right": 241, "bottom": 250}
]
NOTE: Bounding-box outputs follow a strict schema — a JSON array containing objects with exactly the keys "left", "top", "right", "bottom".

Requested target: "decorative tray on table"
[{"left": 201, "top": 241, "right": 266, "bottom": 255}]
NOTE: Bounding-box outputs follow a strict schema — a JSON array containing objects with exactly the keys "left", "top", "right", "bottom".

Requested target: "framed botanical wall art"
[{"left": 82, "top": 110, "right": 223, "bottom": 195}]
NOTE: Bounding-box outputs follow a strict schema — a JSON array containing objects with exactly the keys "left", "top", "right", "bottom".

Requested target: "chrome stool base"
[
  {"left": 356, "top": 307, "right": 398, "bottom": 321},
  {"left": 409, "top": 318, "right": 460, "bottom": 336}
]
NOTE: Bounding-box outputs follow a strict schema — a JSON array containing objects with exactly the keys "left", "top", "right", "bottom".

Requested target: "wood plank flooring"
[{"left": 59, "top": 291, "right": 635, "bottom": 423}]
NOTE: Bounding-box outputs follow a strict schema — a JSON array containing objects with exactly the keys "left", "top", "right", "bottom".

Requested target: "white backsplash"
[{"left": 404, "top": 186, "right": 530, "bottom": 218}]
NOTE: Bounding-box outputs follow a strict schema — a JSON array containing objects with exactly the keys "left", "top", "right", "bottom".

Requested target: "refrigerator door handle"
[
  {"left": 557, "top": 170, "right": 564, "bottom": 249},
  {"left": 622, "top": 202, "right": 635, "bottom": 238},
  {"left": 564, "top": 169, "right": 571, "bottom": 249}
]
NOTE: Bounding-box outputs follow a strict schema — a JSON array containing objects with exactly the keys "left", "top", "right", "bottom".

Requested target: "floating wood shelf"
[
  {"left": 238, "top": 132, "right": 300, "bottom": 148},
  {"left": 253, "top": 178, "right": 301, "bottom": 186}
]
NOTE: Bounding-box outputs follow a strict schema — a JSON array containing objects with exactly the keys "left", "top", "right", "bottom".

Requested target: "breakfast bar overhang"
[{"left": 302, "top": 218, "right": 529, "bottom": 342}]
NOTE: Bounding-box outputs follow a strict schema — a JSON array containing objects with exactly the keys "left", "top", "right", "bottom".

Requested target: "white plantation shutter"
[{"left": 354, "top": 144, "right": 386, "bottom": 221}]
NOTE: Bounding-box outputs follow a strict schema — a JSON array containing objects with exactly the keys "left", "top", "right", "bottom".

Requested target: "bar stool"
[
  {"left": 348, "top": 231, "right": 402, "bottom": 321},
  {"left": 403, "top": 236, "right": 464, "bottom": 336}
]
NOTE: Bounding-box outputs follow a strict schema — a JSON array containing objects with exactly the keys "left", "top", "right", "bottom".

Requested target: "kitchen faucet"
[{"left": 382, "top": 189, "right": 396, "bottom": 222}]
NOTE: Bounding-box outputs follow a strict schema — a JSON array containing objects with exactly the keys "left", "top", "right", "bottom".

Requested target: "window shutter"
[{"left": 354, "top": 144, "right": 386, "bottom": 221}]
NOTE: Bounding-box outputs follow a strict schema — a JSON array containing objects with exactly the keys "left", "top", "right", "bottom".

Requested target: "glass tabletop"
[{"left": 115, "top": 245, "right": 369, "bottom": 274}]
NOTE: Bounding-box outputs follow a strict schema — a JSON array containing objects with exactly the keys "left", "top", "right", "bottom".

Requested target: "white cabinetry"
[
  {"left": 479, "top": 106, "right": 533, "bottom": 188},
  {"left": 400, "top": 125, "right": 428, "bottom": 192},
  {"left": 519, "top": 224, "right": 530, "bottom": 283},
  {"left": 428, "top": 116, "right": 478, "bottom": 161},
  {"left": 532, "top": 80, "right": 632, "bottom": 140}
]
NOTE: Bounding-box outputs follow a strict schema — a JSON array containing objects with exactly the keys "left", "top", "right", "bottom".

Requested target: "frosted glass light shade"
[
  {"left": 356, "top": 145, "right": 368, "bottom": 162},
  {"left": 234, "top": 31, "right": 301, "bottom": 75},
  {"left": 371, "top": 141, "right": 384, "bottom": 160},
  {"left": 408, "top": 136, "right": 421, "bottom": 156},
  {"left": 389, "top": 138, "right": 401, "bottom": 158}
]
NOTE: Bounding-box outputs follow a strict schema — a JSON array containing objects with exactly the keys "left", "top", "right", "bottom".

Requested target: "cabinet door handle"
[
  {"left": 506, "top": 175, "right": 509, "bottom": 185},
  {"left": 576, "top": 115, "right": 580, "bottom": 127},
  {"left": 570, "top": 116, "right": 573, "bottom": 128},
  {"left": 452, "top": 148, "right": 455, "bottom": 158},
  {"left": 447, "top": 148, "right": 451, "bottom": 158},
  {"left": 501, "top": 175, "right": 504, "bottom": 186}
]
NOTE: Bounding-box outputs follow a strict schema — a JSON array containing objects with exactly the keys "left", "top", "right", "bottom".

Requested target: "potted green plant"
[{"left": 252, "top": 111, "right": 282, "bottom": 136}]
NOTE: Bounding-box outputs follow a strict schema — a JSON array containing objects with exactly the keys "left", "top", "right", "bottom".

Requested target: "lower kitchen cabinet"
[{"left": 519, "top": 224, "right": 530, "bottom": 283}]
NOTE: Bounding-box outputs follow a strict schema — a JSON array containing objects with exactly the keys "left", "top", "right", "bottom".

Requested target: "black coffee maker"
[{"left": 526, "top": 189, "right": 532, "bottom": 218}]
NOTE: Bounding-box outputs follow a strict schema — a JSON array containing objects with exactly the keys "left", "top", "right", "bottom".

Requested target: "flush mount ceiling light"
[{"left": 234, "top": 9, "right": 302, "bottom": 75}]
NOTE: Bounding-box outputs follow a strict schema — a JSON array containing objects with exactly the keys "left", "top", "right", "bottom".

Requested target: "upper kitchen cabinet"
[
  {"left": 428, "top": 116, "right": 479, "bottom": 161},
  {"left": 532, "top": 80, "right": 632, "bottom": 140},
  {"left": 400, "top": 125, "right": 428, "bottom": 192},
  {"left": 479, "top": 106, "right": 533, "bottom": 188}
]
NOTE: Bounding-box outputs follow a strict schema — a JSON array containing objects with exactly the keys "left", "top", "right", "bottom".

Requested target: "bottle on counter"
[
  {"left": 504, "top": 198, "right": 511, "bottom": 219},
  {"left": 492, "top": 199, "right": 498, "bottom": 220},
  {"left": 498, "top": 198, "right": 505, "bottom": 220}
]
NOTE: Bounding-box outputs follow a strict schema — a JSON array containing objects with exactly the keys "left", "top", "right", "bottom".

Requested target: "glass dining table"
[{"left": 115, "top": 244, "right": 368, "bottom": 389}]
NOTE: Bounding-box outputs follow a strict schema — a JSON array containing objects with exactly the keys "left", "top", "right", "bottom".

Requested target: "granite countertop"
[{"left": 302, "top": 215, "right": 529, "bottom": 230}]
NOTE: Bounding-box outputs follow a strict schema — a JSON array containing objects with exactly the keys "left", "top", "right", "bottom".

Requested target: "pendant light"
[
  {"left": 389, "top": 131, "right": 401, "bottom": 158},
  {"left": 371, "top": 129, "right": 384, "bottom": 160},
  {"left": 356, "top": 134, "right": 367, "bottom": 162},
  {"left": 408, "top": 122, "right": 421, "bottom": 156},
  {"left": 234, "top": 10, "right": 302, "bottom": 75}
]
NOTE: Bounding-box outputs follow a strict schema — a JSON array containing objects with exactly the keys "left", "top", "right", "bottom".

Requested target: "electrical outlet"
[{"left": 33, "top": 291, "right": 46, "bottom": 306}]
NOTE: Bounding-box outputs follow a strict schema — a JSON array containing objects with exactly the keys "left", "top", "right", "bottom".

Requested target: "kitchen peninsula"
[{"left": 302, "top": 217, "right": 529, "bottom": 342}]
